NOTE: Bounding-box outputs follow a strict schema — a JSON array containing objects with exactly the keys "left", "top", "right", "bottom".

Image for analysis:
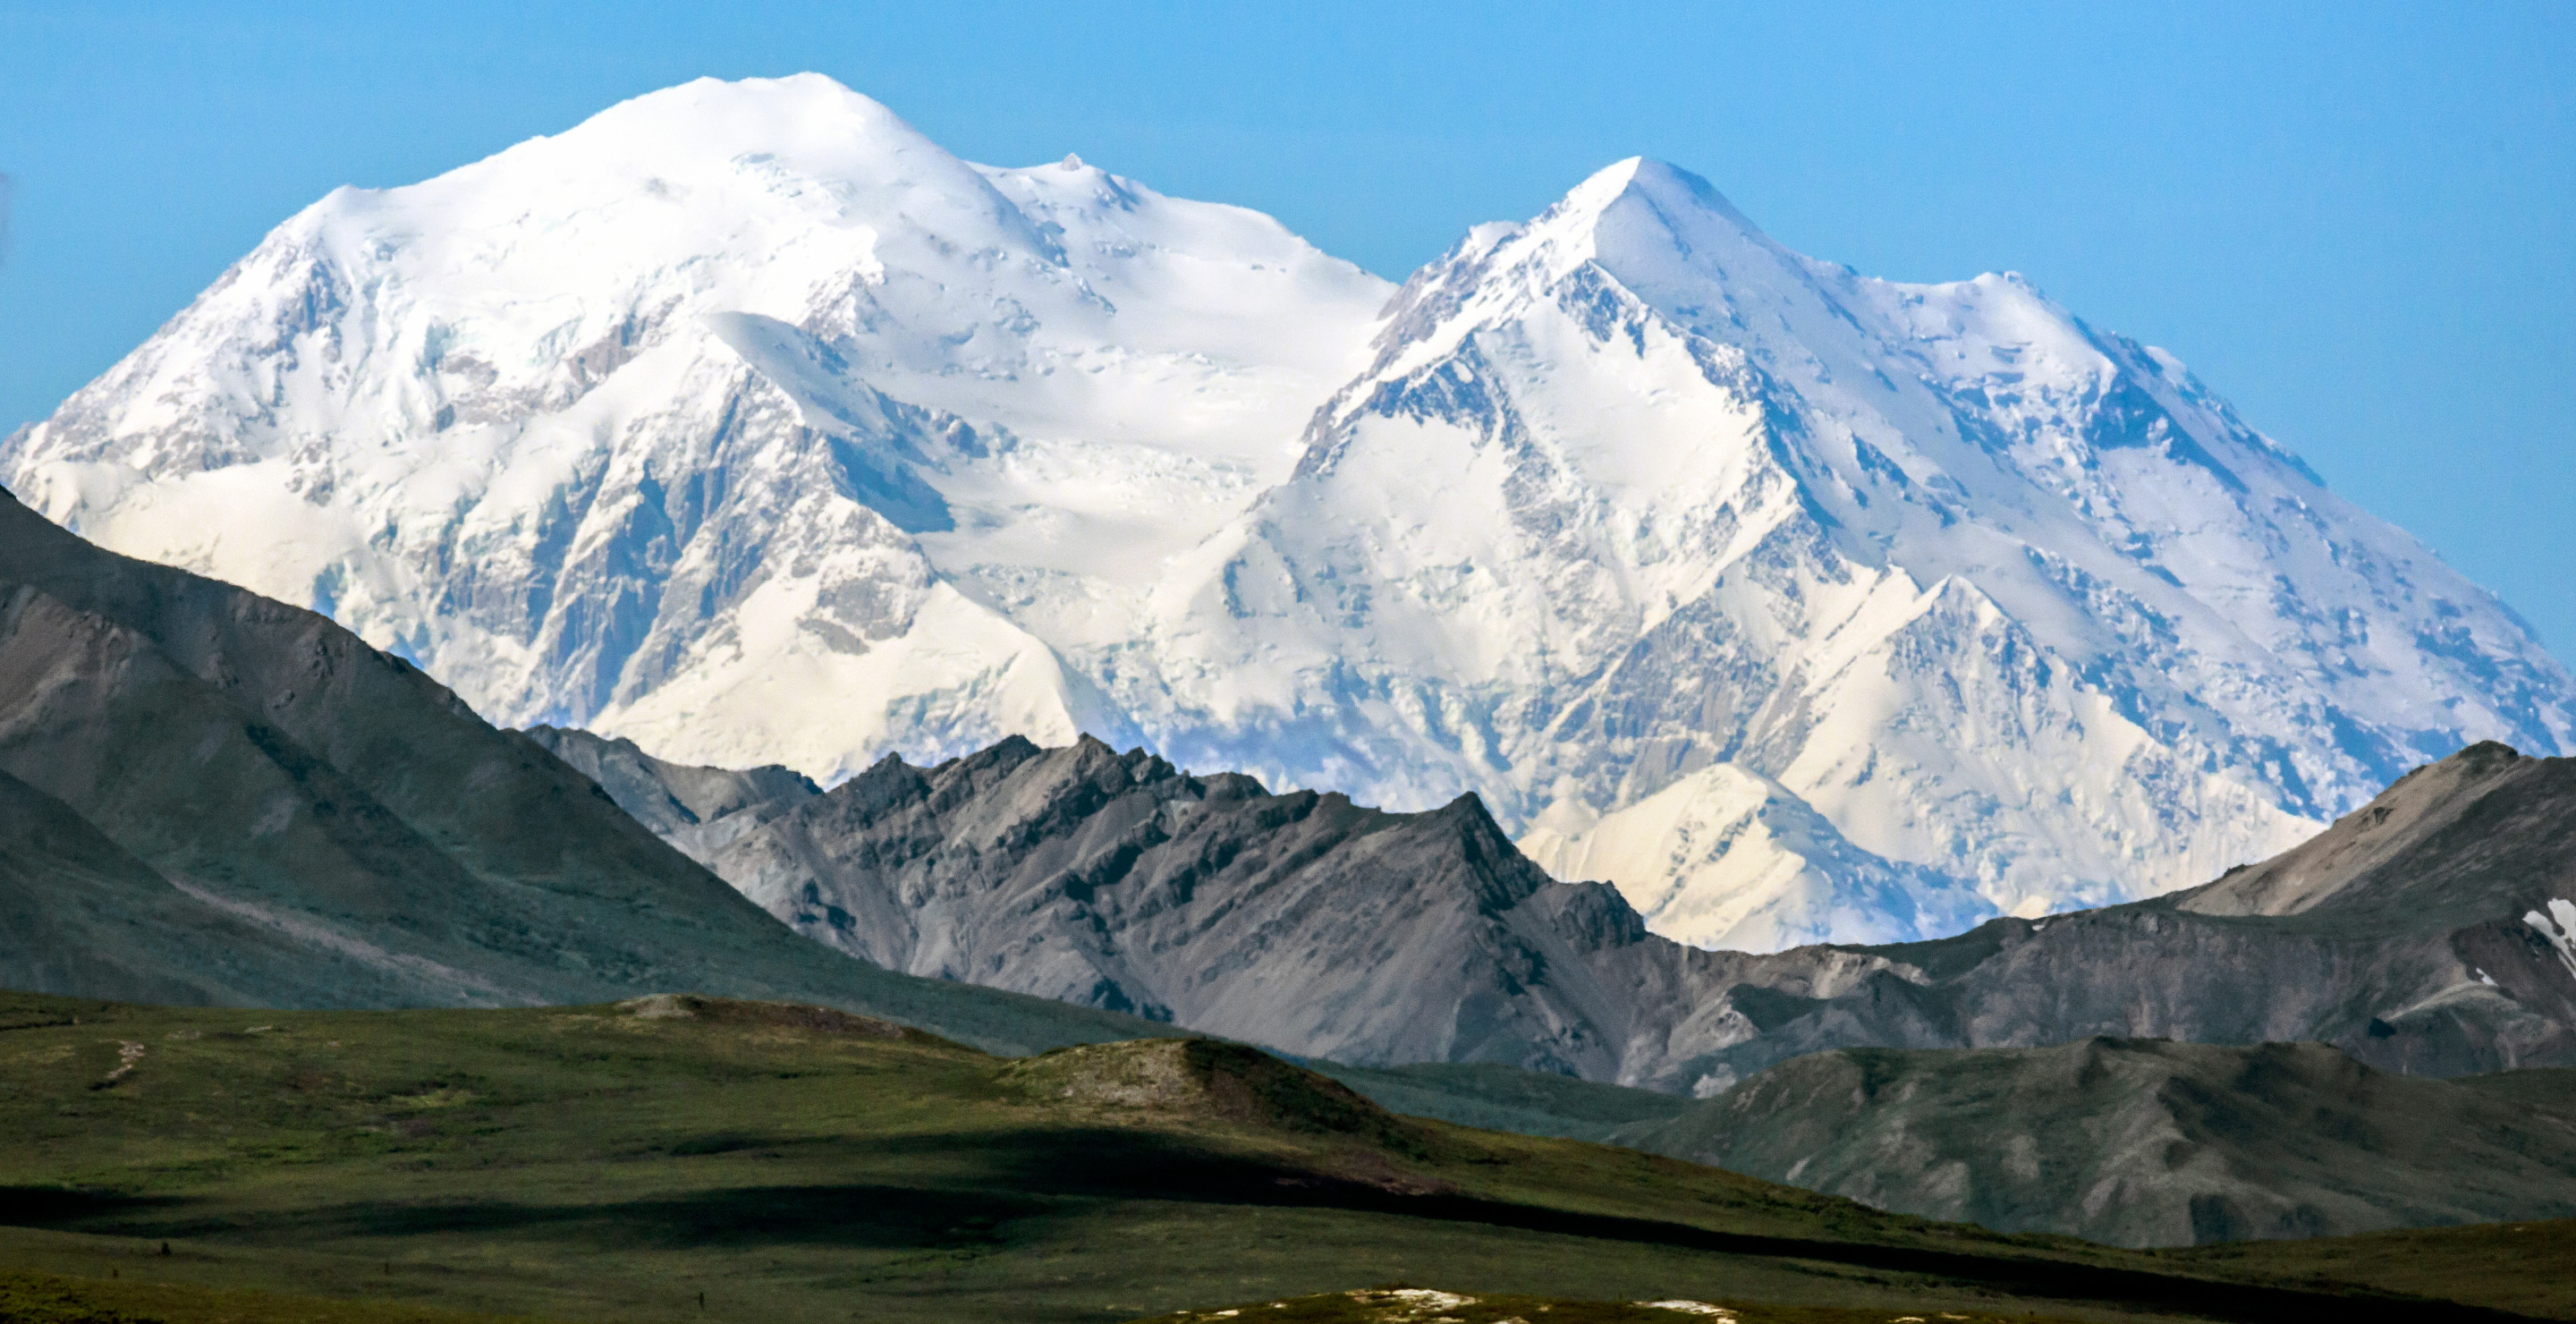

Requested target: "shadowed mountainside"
[
  {"left": 0, "top": 488, "right": 1164, "bottom": 1054},
  {"left": 1614, "top": 1038, "right": 2576, "bottom": 1248}
]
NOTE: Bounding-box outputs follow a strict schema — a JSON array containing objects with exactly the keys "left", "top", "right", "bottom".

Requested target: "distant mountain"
[
  {"left": 0, "top": 487, "right": 1164, "bottom": 1055},
  {"left": 1517, "top": 763, "right": 1985, "bottom": 949},
  {"left": 1625, "top": 740, "right": 2576, "bottom": 1091},
  {"left": 1614, "top": 1040, "right": 2576, "bottom": 1249},
  {"left": 608, "top": 731, "right": 2576, "bottom": 1090},
  {"left": 701, "top": 734, "right": 1803, "bottom": 1082},
  {"left": 0, "top": 73, "right": 1388, "bottom": 790},
  {"left": 9, "top": 73, "right": 2570, "bottom": 946},
  {"left": 525, "top": 725, "right": 817, "bottom": 862}
]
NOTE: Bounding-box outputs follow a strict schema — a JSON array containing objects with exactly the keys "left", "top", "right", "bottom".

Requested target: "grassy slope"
[
  {"left": 1127, "top": 1286, "right": 2082, "bottom": 1323},
  {"left": 1308, "top": 1060, "right": 1695, "bottom": 1142},
  {"left": 0, "top": 992, "right": 2555, "bottom": 1324},
  {"left": 0, "top": 1266, "right": 555, "bottom": 1323},
  {"left": 2162, "top": 1219, "right": 2576, "bottom": 1322}
]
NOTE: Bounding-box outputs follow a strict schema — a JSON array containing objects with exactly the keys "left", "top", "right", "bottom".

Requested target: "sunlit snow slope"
[
  {"left": 0, "top": 75, "right": 1389, "bottom": 781},
  {"left": 8, "top": 78, "right": 2569, "bottom": 948}
]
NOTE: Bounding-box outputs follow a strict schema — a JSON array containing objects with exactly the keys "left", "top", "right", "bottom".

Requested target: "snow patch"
[{"left": 2525, "top": 899, "right": 2576, "bottom": 980}]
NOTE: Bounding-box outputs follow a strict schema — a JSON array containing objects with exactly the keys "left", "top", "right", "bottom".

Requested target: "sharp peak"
[{"left": 1547, "top": 156, "right": 1762, "bottom": 234}]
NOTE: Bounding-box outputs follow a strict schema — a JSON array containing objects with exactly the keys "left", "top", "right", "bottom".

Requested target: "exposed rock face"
[
  {"left": 707, "top": 734, "right": 1903, "bottom": 1085},
  {"left": 13, "top": 74, "right": 2569, "bottom": 947},
  {"left": 1614, "top": 1040, "right": 2576, "bottom": 1249},
  {"left": 525, "top": 725, "right": 817, "bottom": 863},
  {"left": 700, "top": 734, "right": 2576, "bottom": 1091},
  {"left": 0, "top": 488, "right": 1166, "bottom": 1054}
]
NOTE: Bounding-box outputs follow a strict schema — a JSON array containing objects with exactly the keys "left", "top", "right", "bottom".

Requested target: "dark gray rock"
[
  {"left": 1612, "top": 1039, "right": 2576, "bottom": 1248},
  {"left": 708, "top": 734, "right": 2576, "bottom": 1091},
  {"left": 708, "top": 734, "right": 1904, "bottom": 1086},
  {"left": 523, "top": 725, "right": 818, "bottom": 863}
]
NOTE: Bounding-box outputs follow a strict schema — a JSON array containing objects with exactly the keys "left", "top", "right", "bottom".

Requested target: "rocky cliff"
[{"left": 613, "top": 732, "right": 2576, "bottom": 1090}]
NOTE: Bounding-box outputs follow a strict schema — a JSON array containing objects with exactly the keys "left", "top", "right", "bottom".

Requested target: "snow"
[
  {"left": 7, "top": 81, "right": 2571, "bottom": 946},
  {"left": 2527, "top": 900, "right": 2576, "bottom": 980},
  {"left": 1519, "top": 763, "right": 1995, "bottom": 950}
]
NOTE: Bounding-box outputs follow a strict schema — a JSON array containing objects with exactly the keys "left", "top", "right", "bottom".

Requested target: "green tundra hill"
[{"left": 0, "top": 990, "right": 2561, "bottom": 1324}]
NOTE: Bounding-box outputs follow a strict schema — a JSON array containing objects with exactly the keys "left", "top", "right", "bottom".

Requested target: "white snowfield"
[{"left": 9, "top": 75, "right": 2570, "bottom": 950}]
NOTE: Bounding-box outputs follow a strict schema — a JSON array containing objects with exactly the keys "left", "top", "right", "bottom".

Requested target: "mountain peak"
[
  {"left": 1559, "top": 157, "right": 1755, "bottom": 225},
  {"left": 564, "top": 72, "right": 927, "bottom": 156},
  {"left": 369, "top": 72, "right": 998, "bottom": 234},
  {"left": 1533, "top": 157, "right": 1769, "bottom": 260}
]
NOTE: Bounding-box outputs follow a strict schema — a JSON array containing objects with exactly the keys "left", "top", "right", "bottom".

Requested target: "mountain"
[
  {"left": 0, "top": 72, "right": 1388, "bottom": 789},
  {"left": 701, "top": 733, "right": 1815, "bottom": 1082},
  {"left": 525, "top": 724, "right": 818, "bottom": 862},
  {"left": 1614, "top": 1039, "right": 2576, "bottom": 1249},
  {"left": 646, "top": 732, "right": 2576, "bottom": 1091},
  {"left": 1517, "top": 762, "right": 1987, "bottom": 949},
  {"left": 2169, "top": 738, "right": 2576, "bottom": 937},
  {"left": 0, "top": 485, "right": 1167, "bottom": 1055},
  {"left": 1639, "top": 741, "right": 2576, "bottom": 1091},
  {"left": 1157, "top": 156, "right": 2570, "bottom": 938},
  {"left": 0, "top": 765, "right": 352, "bottom": 1006},
  {"left": 9, "top": 74, "right": 2569, "bottom": 946}
]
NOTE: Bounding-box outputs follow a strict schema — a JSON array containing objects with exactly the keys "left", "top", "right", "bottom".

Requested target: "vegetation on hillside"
[{"left": 0, "top": 991, "right": 2556, "bottom": 1324}]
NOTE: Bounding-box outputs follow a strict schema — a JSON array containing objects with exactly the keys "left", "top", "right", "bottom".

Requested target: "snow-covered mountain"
[
  {"left": 9, "top": 75, "right": 2570, "bottom": 949},
  {"left": 1, "top": 74, "right": 1390, "bottom": 779}
]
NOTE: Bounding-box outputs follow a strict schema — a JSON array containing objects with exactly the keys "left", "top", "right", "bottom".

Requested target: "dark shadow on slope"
[{"left": 13, "top": 1132, "right": 2546, "bottom": 1324}]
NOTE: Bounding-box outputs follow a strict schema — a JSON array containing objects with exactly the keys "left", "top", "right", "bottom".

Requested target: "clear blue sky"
[{"left": 3, "top": 2, "right": 2571, "bottom": 658}]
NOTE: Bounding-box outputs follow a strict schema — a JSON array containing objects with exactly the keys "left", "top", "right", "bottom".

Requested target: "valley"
[{"left": 0, "top": 990, "right": 2557, "bottom": 1323}]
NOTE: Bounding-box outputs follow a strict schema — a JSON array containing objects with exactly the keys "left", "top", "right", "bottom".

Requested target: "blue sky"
[{"left": 2, "top": 2, "right": 2571, "bottom": 656}]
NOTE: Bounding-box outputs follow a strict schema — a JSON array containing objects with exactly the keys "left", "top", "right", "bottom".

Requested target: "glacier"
[{"left": 5, "top": 74, "right": 2569, "bottom": 950}]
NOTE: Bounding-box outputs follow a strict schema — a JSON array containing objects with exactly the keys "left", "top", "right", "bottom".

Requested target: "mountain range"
[
  {"left": 4, "top": 447, "right": 2575, "bottom": 1251},
  {"left": 9, "top": 73, "right": 2570, "bottom": 948},
  {"left": 556, "top": 724, "right": 2576, "bottom": 1093}
]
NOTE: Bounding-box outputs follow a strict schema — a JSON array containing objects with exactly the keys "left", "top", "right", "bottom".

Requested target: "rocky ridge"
[
  {"left": 580, "top": 730, "right": 2576, "bottom": 1091},
  {"left": 525, "top": 725, "right": 818, "bottom": 862}
]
